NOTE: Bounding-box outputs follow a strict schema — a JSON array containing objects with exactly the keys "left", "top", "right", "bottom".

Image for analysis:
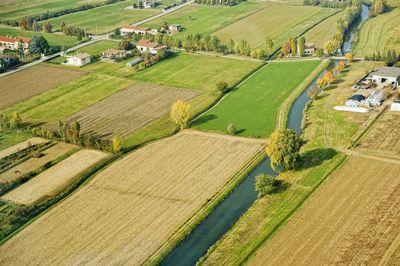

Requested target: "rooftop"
[
  {"left": 136, "top": 39, "right": 166, "bottom": 49},
  {"left": 370, "top": 67, "right": 400, "bottom": 78},
  {"left": 0, "top": 35, "right": 31, "bottom": 44},
  {"left": 305, "top": 43, "right": 315, "bottom": 49},
  {"left": 72, "top": 53, "right": 91, "bottom": 59}
]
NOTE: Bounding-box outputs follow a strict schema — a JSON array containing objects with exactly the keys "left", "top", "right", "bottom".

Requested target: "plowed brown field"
[
  {"left": 2, "top": 149, "right": 108, "bottom": 205},
  {"left": 249, "top": 156, "right": 400, "bottom": 265},
  {"left": 358, "top": 110, "right": 400, "bottom": 158},
  {"left": 66, "top": 83, "right": 198, "bottom": 137},
  {"left": 0, "top": 130, "right": 263, "bottom": 265},
  {"left": 0, "top": 64, "right": 85, "bottom": 109},
  {"left": 0, "top": 142, "right": 77, "bottom": 183}
]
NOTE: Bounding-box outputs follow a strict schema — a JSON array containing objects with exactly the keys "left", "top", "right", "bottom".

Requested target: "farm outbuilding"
[
  {"left": 391, "top": 100, "right": 400, "bottom": 111},
  {"left": 65, "top": 53, "right": 91, "bottom": 67},
  {"left": 126, "top": 57, "right": 143, "bottom": 67},
  {"left": 367, "top": 67, "right": 400, "bottom": 87}
]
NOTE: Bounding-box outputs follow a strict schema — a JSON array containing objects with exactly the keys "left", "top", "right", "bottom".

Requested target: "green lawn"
[
  {"left": 5, "top": 73, "right": 133, "bottom": 125},
  {"left": 0, "top": 0, "right": 104, "bottom": 21},
  {"left": 353, "top": 8, "right": 400, "bottom": 56},
  {"left": 213, "top": 4, "right": 339, "bottom": 49},
  {"left": 0, "top": 28, "right": 84, "bottom": 48},
  {"left": 192, "top": 60, "right": 321, "bottom": 138},
  {"left": 41, "top": 1, "right": 159, "bottom": 34},
  {"left": 69, "top": 40, "right": 120, "bottom": 55},
  {"left": 143, "top": 2, "right": 264, "bottom": 40}
]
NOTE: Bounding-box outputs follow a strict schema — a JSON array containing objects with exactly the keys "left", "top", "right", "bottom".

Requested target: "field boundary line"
[
  {"left": 145, "top": 149, "right": 266, "bottom": 265},
  {"left": 276, "top": 59, "right": 330, "bottom": 131},
  {"left": 183, "top": 129, "right": 266, "bottom": 144},
  {"left": 239, "top": 153, "right": 349, "bottom": 265}
]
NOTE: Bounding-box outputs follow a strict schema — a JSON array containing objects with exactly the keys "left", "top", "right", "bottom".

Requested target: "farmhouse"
[
  {"left": 168, "top": 24, "right": 182, "bottom": 32},
  {"left": 367, "top": 67, "right": 400, "bottom": 87},
  {"left": 136, "top": 39, "right": 166, "bottom": 55},
  {"left": 0, "top": 36, "right": 31, "bottom": 53},
  {"left": 304, "top": 43, "right": 315, "bottom": 55},
  {"left": 101, "top": 48, "right": 126, "bottom": 60},
  {"left": 141, "top": 0, "right": 157, "bottom": 8},
  {"left": 120, "top": 25, "right": 149, "bottom": 35},
  {"left": 65, "top": 53, "right": 91, "bottom": 67}
]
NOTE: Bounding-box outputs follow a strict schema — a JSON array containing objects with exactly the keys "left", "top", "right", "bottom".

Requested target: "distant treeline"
[
  {"left": 1, "top": 0, "right": 124, "bottom": 27},
  {"left": 194, "top": 0, "right": 245, "bottom": 6},
  {"left": 303, "top": 0, "right": 350, "bottom": 8}
]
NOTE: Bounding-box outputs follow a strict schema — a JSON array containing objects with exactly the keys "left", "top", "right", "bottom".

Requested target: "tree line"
[
  {"left": 193, "top": 0, "right": 245, "bottom": 6},
  {"left": 365, "top": 49, "right": 399, "bottom": 66},
  {"left": 303, "top": 0, "right": 350, "bottom": 9}
]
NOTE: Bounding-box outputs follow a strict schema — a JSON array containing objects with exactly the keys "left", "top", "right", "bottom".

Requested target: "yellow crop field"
[
  {"left": 0, "top": 142, "right": 77, "bottom": 183},
  {"left": 249, "top": 155, "right": 400, "bottom": 265},
  {"left": 2, "top": 149, "right": 108, "bottom": 205},
  {"left": 0, "top": 138, "right": 49, "bottom": 160},
  {"left": 0, "top": 130, "right": 263, "bottom": 265}
]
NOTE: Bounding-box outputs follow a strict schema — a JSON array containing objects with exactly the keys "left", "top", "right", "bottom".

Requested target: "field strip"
[
  {"left": 2, "top": 149, "right": 108, "bottom": 205},
  {"left": 0, "top": 143, "right": 77, "bottom": 184},
  {"left": 183, "top": 129, "right": 266, "bottom": 144},
  {"left": 0, "top": 131, "right": 262, "bottom": 265},
  {"left": 66, "top": 82, "right": 198, "bottom": 137},
  {"left": 248, "top": 155, "right": 400, "bottom": 265},
  {"left": 0, "top": 138, "right": 50, "bottom": 160}
]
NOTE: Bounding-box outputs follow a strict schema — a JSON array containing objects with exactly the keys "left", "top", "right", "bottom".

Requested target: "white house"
[
  {"left": 140, "top": 0, "right": 157, "bottom": 8},
  {"left": 0, "top": 36, "right": 31, "bottom": 53},
  {"left": 136, "top": 39, "right": 166, "bottom": 55},
  {"left": 120, "top": 25, "right": 149, "bottom": 36},
  {"left": 65, "top": 53, "right": 91, "bottom": 66},
  {"left": 367, "top": 67, "right": 400, "bottom": 87},
  {"left": 391, "top": 100, "right": 400, "bottom": 111},
  {"left": 168, "top": 24, "right": 182, "bottom": 33},
  {"left": 303, "top": 43, "right": 315, "bottom": 55}
]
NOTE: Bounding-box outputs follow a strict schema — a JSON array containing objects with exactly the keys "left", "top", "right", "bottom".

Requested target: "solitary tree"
[
  {"left": 307, "top": 86, "right": 318, "bottom": 101},
  {"left": 216, "top": 81, "right": 229, "bottom": 93},
  {"left": 372, "top": 0, "right": 386, "bottom": 14},
  {"left": 345, "top": 52, "right": 354, "bottom": 64},
  {"left": 43, "top": 21, "right": 53, "bottom": 33},
  {"left": 10, "top": 112, "right": 22, "bottom": 129},
  {"left": 227, "top": 123, "right": 237, "bottom": 135},
  {"left": 170, "top": 100, "right": 191, "bottom": 130},
  {"left": 323, "top": 70, "right": 335, "bottom": 85},
  {"left": 112, "top": 136, "right": 123, "bottom": 153},
  {"left": 255, "top": 173, "right": 281, "bottom": 198},
  {"left": 298, "top": 36, "right": 306, "bottom": 56},
  {"left": 266, "top": 129, "right": 303, "bottom": 171},
  {"left": 265, "top": 37, "right": 274, "bottom": 56}
]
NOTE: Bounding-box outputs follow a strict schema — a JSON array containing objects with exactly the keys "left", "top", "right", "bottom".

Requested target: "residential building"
[
  {"left": 141, "top": 0, "right": 157, "bottom": 8},
  {"left": 136, "top": 39, "right": 166, "bottom": 55},
  {"left": 390, "top": 100, "right": 400, "bottom": 111},
  {"left": 367, "top": 67, "right": 400, "bottom": 86},
  {"left": 0, "top": 36, "right": 31, "bottom": 53},
  {"left": 120, "top": 25, "right": 149, "bottom": 35},
  {"left": 303, "top": 43, "right": 315, "bottom": 55},
  {"left": 168, "top": 24, "right": 182, "bottom": 33},
  {"left": 101, "top": 49, "right": 126, "bottom": 61},
  {"left": 65, "top": 53, "right": 91, "bottom": 66}
]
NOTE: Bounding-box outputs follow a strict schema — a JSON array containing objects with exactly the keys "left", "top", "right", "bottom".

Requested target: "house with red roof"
[
  {"left": 0, "top": 36, "right": 31, "bottom": 53},
  {"left": 136, "top": 39, "right": 166, "bottom": 55}
]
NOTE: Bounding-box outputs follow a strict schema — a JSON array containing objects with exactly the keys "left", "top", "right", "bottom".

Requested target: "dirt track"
[
  {"left": 249, "top": 155, "right": 400, "bottom": 265},
  {"left": 0, "top": 64, "right": 85, "bottom": 109},
  {"left": 66, "top": 82, "right": 198, "bottom": 137},
  {"left": 0, "top": 131, "right": 262, "bottom": 265}
]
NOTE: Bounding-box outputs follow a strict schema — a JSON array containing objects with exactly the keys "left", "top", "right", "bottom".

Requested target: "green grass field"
[
  {"left": 353, "top": 8, "right": 400, "bottom": 56},
  {"left": 5, "top": 73, "right": 133, "bottom": 125},
  {"left": 0, "top": 28, "right": 84, "bottom": 48},
  {"left": 143, "top": 2, "right": 264, "bottom": 40},
  {"left": 0, "top": 0, "right": 104, "bottom": 21},
  {"left": 213, "top": 4, "right": 339, "bottom": 49},
  {"left": 192, "top": 60, "right": 321, "bottom": 138},
  {"left": 69, "top": 40, "right": 120, "bottom": 55},
  {"left": 41, "top": 1, "right": 159, "bottom": 34},
  {"left": 304, "top": 11, "right": 343, "bottom": 48}
]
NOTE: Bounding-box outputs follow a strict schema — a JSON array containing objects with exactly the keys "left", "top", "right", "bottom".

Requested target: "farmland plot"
[
  {"left": 249, "top": 156, "right": 400, "bottom": 265},
  {"left": 0, "top": 142, "right": 77, "bottom": 183},
  {"left": 0, "top": 131, "right": 263, "bottom": 265},
  {"left": 0, "top": 64, "right": 85, "bottom": 109},
  {"left": 0, "top": 138, "right": 49, "bottom": 160},
  {"left": 2, "top": 149, "right": 108, "bottom": 205},
  {"left": 66, "top": 83, "right": 198, "bottom": 137}
]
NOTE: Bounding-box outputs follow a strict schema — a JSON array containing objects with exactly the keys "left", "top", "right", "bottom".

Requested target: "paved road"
[{"left": 0, "top": 1, "right": 192, "bottom": 77}]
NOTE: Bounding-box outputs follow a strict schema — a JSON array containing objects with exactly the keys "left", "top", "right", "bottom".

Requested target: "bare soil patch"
[
  {"left": 249, "top": 156, "right": 400, "bottom": 265},
  {"left": 0, "top": 131, "right": 262, "bottom": 265},
  {"left": 0, "top": 142, "right": 77, "bottom": 183},
  {"left": 2, "top": 149, "right": 108, "bottom": 205},
  {"left": 0, "top": 64, "right": 85, "bottom": 109},
  {"left": 66, "top": 82, "right": 198, "bottom": 137}
]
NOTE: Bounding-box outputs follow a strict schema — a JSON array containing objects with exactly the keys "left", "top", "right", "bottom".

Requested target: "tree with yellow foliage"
[
  {"left": 170, "top": 100, "right": 191, "bottom": 130},
  {"left": 112, "top": 136, "right": 122, "bottom": 153},
  {"left": 317, "top": 78, "right": 328, "bottom": 90},
  {"left": 336, "top": 60, "right": 346, "bottom": 73},
  {"left": 323, "top": 71, "right": 335, "bottom": 85},
  {"left": 345, "top": 52, "right": 353, "bottom": 64}
]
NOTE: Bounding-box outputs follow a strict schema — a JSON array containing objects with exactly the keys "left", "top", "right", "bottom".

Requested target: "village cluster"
[{"left": 335, "top": 66, "right": 400, "bottom": 113}]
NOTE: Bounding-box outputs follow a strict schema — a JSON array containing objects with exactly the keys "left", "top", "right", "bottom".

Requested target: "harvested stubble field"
[
  {"left": 213, "top": 4, "right": 338, "bottom": 48},
  {"left": 2, "top": 149, "right": 108, "bottom": 205},
  {"left": 249, "top": 155, "right": 400, "bottom": 265},
  {"left": 0, "top": 64, "right": 85, "bottom": 110},
  {"left": 304, "top": 11, "right": 343, "bottom": 48},
  {"left": 0, "top": 142, "right": 77, "bottom": 183},
  {"left": 66, "top": 83, "right": 198, "bottom": 137},
  {"left": 0, "top": 138, "right": 49, "bottom": 160},
  {"left": 0, "top": 130, "right": 263, "bottom": 265},
  {"left": 357, "top": 110, "right": 400, "bottom": 158}
]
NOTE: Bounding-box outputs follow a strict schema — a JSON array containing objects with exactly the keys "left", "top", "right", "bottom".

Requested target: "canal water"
[
  {"left": 161, "top": 6, "right": 369, "bottom": 266},
  {"left": 341, "top": 4, "right": 370, "bottom": 54}
]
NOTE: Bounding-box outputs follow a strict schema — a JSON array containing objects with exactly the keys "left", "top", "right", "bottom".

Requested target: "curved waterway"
[{"left": 161, "top": 7, "right": 369, "bottom": 264}]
